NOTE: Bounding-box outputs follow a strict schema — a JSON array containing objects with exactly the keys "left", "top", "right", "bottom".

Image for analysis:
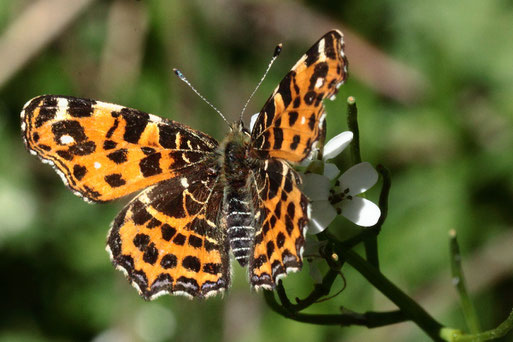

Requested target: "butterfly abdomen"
[
  {"left": 221, "top": 133, "right": 256, "bottom": 266},
  {"left": 225, "top": 190, "right": 254, "bottom": 266}
]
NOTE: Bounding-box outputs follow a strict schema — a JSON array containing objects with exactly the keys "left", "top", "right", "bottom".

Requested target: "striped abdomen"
[{"left": 225, "top": 190, "right": 254, "bottom": 266}]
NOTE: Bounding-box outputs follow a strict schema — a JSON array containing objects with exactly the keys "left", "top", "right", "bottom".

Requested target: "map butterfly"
[{"left": 21, "top": 30, "right": 348, "bottom": 299}]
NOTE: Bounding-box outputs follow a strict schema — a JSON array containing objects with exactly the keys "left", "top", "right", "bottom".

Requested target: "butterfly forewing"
[
  {"left": 21, "top": 95, "right": 218, "bottom": 202},
  {"left": 250, "top": 30, "right": 348, "bottom": 163}
]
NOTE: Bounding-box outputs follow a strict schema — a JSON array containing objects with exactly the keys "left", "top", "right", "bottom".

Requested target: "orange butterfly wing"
[
  {"left": 22, "top": 95, "right": 217, "bottom": 202},
  {"left": 250, "top": 30, "right": 348, "bottom": 162}
]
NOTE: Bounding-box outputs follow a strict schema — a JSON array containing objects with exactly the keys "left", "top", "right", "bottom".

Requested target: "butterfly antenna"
[
  {"left": 173, "top": 68, "right": 231, "bottom": 127},
  {"left": 239, "top": 43, "right": 282, "bottom": 122}
]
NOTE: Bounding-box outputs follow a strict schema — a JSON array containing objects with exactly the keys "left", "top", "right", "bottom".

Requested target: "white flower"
[
  {"left": 304, "top": 162, "right": 381, "bottom": 234},
  {"left": 301, "top": 131, "right": 380, "bottom": 233}
]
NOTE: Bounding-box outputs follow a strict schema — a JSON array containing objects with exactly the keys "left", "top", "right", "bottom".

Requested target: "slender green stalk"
[
  {"left": 449, "top": 229, "right": 481, "bottom": 333},
  {"left": 346, "top": 96, "right": 362, "bottom": 165},
  {"left": 339, "top": 248, "right": 444, "bottom": 341},
  {"left": 264, "top": 290, "right": 407, "bottom": 327},
  {"left": 443, "top": 309, "right": 513, "bottom": 341},
  {"left": 346, "top": 96, "right": 380, "bottom": 269}
]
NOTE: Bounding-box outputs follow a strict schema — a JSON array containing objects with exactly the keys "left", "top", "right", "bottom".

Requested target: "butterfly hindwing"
[
  {"left": 250, "top": 30, "right": 348, "bottom": 162},
  {"left": 107, "top": 164, "right": 229, "bottom": 299},
  {"left": 249, "top": 159, "right": 308, "bottom": 289},
  {"left": 21, "top": 95, "right": 218, "bottom": 202}
]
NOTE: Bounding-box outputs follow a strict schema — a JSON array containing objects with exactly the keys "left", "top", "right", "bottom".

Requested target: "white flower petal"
[
  {"left": 323, "top": 131, "right": 353, "bottom": 160},
  {"left": 323, "top": 163, "right": 340, "bottom": 180},
  {"left": 307, "top": 200, "right": 337, "bottom": 234},
  {"left": 302, "top": 173, "right": 331, "bottom": 201},
  {"left": 249, "top": 113, "right": 259, "bottom": 132},
  {"left": 339, "top": 162, "right": 378, "bottom": 195},
  {"left": 340, "top": 197, "right": 381, "bottom": 227}
]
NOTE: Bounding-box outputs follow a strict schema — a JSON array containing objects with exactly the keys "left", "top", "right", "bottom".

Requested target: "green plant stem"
[
  {"left": 346, "top": 96, "right": 380, "bottom": 269},
  {"left": 339, "top": 248, "right": 444, "bottom": 341},
  {"left": 264, "top": 290, "right": 407, "bottom": 327},
  {"left": 442, "top": 309, "right": 513, "bottom": 341},
  {"left": 346, "top": 96, "right": 362, "bottom": 165},
  {"left": 449, "top": 229, "right": 481, "bottom": 334}
]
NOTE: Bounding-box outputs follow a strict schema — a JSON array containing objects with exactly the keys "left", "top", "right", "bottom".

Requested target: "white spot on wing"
[
  {"left": 315, "top": 78, "right": 324, "bottom": 88},
  {"left": 94, "top": 162, "right": 101, "bottom": 169},
  {"left": 60, "top": 134, "right": 74, "bottom": 144},
  {"left": 181, "top": 178, "right": 189, "bottom": 188},
  {"left": 318, "top": 38, "right": 326, "bottom": 60},
  {"left": 55, "top": 97, "right": 69, "bottom": 120}
]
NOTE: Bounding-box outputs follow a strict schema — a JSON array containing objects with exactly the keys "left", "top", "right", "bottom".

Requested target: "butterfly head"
[{"left": 230, "top": 120, "right": 250, "bottom": 136}]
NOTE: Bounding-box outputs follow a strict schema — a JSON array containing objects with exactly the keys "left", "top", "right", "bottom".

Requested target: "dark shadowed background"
[{"left": 1, "top": 1, "right": 513, "bottom": 341}]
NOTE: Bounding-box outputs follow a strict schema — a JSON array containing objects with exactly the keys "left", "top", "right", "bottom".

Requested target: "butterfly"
[{"left": 21, "top": 30, "right": 348, "bottom": 299}]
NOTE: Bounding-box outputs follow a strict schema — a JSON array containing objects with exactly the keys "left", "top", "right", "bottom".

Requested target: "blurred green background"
[{"left": 1, "top": 1, "right": 513, "bottom": 341}]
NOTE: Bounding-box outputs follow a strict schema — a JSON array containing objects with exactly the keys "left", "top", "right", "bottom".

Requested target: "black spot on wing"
[
  {"left": 69, "top": 141, "right": 96, "bottom": 156},
  {"left": 203, "top": 263, "right": 221, "bottom": 275},
  {"left": 324, "top": 32, "right": 337, "bottom": 59},
  {"left": 182, "top": 256, "right": 201, "bottom": 272},
  {"left": 38, "top": 144, "right": 51, "bottom": 151},
  {"left": 308, "top": 113, "right": 316, "bottom": 130},
  {"left": 277, "top": 232, "right": 285, "bottom": 248},
  {"left": 161, "top": 254, "right": 177, "bottom": 269},
  {"left": 106, "top": 118, "right": 119, "bottom": 139},
  {"left": 139, "top": 153, "right": 162, "bottom": 177},
  {"left": 107, "top": 149, "right": 128, "bottom": 164},
  {"left": 173, "top": 233, "right": 186, "bottom": 246},
  {"left": 304, "top": 91, "right": 316, "bottom": 105},
  {"left": 105, "top": 174, "right": 126, "bottom": 187},
  {"left": 188, "top": 235, "right": 203, "bottom": 248},
  {"left": 272, "top": 128, "right": 283, "bottom": 150},
  {"left": 133, "top": 233, "right": 150, "bottom": 251},
  {"left": 143, "top": 243, "right": 159, "bottom": 265},
  {"left": 158, "top": 124, "right": 177, "bottom": 149},
  {"left": 34, "top": 96, "right": 57, "bottom": 128},
  {"left": 290, "top": 135, "right": 300, "bottom": 150},
  {"left": 276, "top": 72, "right": 293, "bottom": 108},
  {"left": 103, "top": 140, "right": 117, "bottom": 150},
  {"left": 288, "top": 111, "right": 298, "bottom": 126},
  {"left": 161, "top": 224, "right": 177, "bottom": 241},
  {"left": 120, "top": 107, "right": 149, "bottom": 143},
  {"left": 67, "top": 97, "right": 96, "bottom": 117},
  {"left": 73, "top": 164, "right": 87, "bottom": 180},
  {"left": 266, "top": 241, "right": 275, "bottom": 259}
]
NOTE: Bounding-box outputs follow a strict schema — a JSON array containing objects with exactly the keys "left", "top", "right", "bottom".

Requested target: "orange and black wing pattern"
[
  {"left": 21, "top": 95, "right": 217, "bottom": 202},
  {"left": 249, "top": 159, "right": 308, "bottom": 289},
  {"left": 250, "top": 30, "right": 348, "bottom": 163},
  {"left": 107, "top": 167, "right": 229, "bottom": 299}
]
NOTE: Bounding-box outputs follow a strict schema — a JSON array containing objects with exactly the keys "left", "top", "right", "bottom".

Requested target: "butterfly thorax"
[{"left": 220, "top": 124, "right": 259, "bottom": 266}]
